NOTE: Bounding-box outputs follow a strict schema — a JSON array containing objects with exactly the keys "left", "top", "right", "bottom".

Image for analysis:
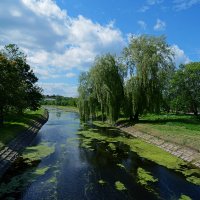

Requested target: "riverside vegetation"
[{"left": 77, "top": 35, "right": 200, "bottom": 124}]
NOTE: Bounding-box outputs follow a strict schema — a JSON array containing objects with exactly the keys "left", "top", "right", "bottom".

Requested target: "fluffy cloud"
[
  {"left": 173, "top": 0, "right": 200, "bottom": 11},
  {"left": 171, "top": 44, "right": 190, "bottom": 66},
  {"left": 0, "top": 0, "right": 125, "bottom": 96},
  {"left": 137, "top": 20, "right": 147, "bottom": 30},
  {"left": 153, "top": 19, "right": 166, "bottom": 31},
  {"left": 39, "top": 83, "right": 78, "bottom": 97},
  {"left": 3, "top": 0, "right": 124, "bottom": 68}
]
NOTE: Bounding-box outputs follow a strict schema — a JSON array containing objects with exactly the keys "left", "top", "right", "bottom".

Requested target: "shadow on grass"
[{"left": 0, "top": 112, "right": 43, "bottom": 148}]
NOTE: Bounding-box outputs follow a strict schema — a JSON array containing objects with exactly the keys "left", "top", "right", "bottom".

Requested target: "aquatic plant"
[
  {"left": 115, "top": 181, "right": 127, "bottom": 191},
  {"left": 137, "top": 168, "right": 158, "bottom": 186}
]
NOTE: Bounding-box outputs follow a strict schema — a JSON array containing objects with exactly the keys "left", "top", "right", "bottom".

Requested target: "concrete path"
[
  {"left": 0, "top": 110, "right": 49, "bottom": 178},
  {"left": 120, "top": 126, "right": 200, "bottom": 169}
]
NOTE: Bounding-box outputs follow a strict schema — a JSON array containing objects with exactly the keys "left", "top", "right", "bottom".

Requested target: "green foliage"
[
  {"left": 77, "top": 35, "right": 199, "bottom": 122},
  {"left": 41, "top": 95, "right": 77, "bottom": 107},
  {"left": 170, "top": 62, "right": 200, "bottom": 115},
  {"left": 78, "top": 54, "right": 124, "bottom": 123},
  {"left": 0, "top": 44, "right": 42, "bottom": 126},
  {"left": 123, "top": 35, "right": 174, "bottom": 120}
]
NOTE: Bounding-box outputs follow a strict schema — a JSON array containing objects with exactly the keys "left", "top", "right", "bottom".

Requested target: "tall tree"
[
  {"left": 90, "top": 54, "right": 124, "bottom": 123},
  {"left": 123, "top": 35, "right": 174, "bottom": 121},
  {"left": 0, "top": 44, "right": 42, "bottom": 126},
  {"left": 170, "top": 62, "right": 200, "bottom": 115}
]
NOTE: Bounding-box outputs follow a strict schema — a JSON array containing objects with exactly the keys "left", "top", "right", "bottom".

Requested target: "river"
[{"left": 0, "top": 107, "right": 199, "bottom": 200}]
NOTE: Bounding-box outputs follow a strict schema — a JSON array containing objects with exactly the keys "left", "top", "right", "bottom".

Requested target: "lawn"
[
  {"left": 132, "top": 114, "right": 200, "bottom": 151},
  {"left": 0, "top": 109, "right": 45, "bottom": 150}
]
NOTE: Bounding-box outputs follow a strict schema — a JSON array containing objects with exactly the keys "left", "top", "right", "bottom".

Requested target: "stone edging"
[
  {"left": 0, "top": 109, "right": 49, "bottom": 178},
  {"left": 120, "top": 126, "right": 200, "bottom": 169}
]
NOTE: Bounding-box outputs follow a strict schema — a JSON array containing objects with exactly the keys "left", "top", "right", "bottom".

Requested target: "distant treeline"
[
  {"left": 78, "top": 35, "right": 200, "bottom": 123},
  {"left": 41, "top": 95, "right": 78, "bottom": 107}
]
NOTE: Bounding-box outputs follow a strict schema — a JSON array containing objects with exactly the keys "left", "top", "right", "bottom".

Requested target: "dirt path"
[
  {"left": 0, "top": 110, "right": 49, "bottom": 177},
  {"left": 120, "top": 126, "right": 200, "bottom": 169}
]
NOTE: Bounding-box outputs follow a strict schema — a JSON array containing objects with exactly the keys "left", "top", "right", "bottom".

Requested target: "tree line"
[
  {"left": 78, "top": 35, "right": 200, "bottom": 124},
  {"left": 41, "top": 95, "right": 77, "bottom": 107},
  {"left": 0, "top": 44, "right": 42, "bottom": 126}
]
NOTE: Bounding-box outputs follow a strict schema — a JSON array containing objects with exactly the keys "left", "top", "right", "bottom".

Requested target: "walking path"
[
  {"left": 120, "top": 126, "right": 200, "bottom": 169},
  {"left": 0, "top": 110, "right": 49, "bottom": 178}
]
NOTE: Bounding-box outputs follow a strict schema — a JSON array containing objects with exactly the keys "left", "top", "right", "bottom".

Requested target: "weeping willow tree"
[
  {"left": 78, "top": 54, "right": 124, "bottom": 123},
  {"left": 90, "top": 54, "right": 124, "bottom": 123},
  {"left": 123, "top": 35, "right": 174, "bottom": 121},
  {"left": 78, "top": 71, "right": 100, "bottom": 121},
  {"left": 78, "top": 72, "right": 90, "bottom": 121}
]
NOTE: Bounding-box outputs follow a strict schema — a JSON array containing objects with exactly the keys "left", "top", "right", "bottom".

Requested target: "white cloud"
[
  {"left": 173, "top": 0, "right": 200, "bottom": 11},
  {"left": 139, "top": 0, "right": 163, "bottom": 12},
  {"left": 153, "top": 19, "right": 166, "bottom": 31},
  {"left": 171, "top": 44, "right": 190, "bottom": 66},
  {"left": 21, "top": 0, "right": 67, "bottom": 19},
  {"left": 137, "top": 20, "right": 147, "bottom": 30},
  {"left": 39, "top": 83, "right": 78, "bottom": 97},
  {"left": 11, "top": 9, "right": 22, "bottom": 17},
  {"left": 0, "top": 0, "right": 125, "bottom": 96},
  {"left": 66, "top": 73, "right": 76, "bottom": 78}
]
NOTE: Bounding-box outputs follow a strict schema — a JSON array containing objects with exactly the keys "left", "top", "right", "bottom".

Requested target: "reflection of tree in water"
[{"left": 56, "top": 111, "right": 61, "bottom": 119}]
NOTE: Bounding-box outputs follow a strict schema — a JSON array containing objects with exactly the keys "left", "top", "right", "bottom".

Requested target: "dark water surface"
[{"left": 0, "top": 108, "right": 200, "bottom": 200}]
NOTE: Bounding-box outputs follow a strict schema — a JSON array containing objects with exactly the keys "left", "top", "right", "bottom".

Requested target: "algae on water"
[
  {"left": 22, "top": 143, "right": 55, "bottom": 163},
  {"left": 137, "top": 168, "right": 158, "bottom": 186},
  {"left": 115, "top": 181, "right": 127, "bottom": 191},
  {"left": 117, "top": 163, "right": 125, "bottom": 169},
  {"left": 77, "top": 124, "right": 200, "bottom": 188},
  {"left": 179, "top": 194, "right": 192, "bottom": 200},
  {"left": 98, "top": 179, "right": 106, "bottom": 185},
  {"left": 0, "top": 166, "right": 49, "bottom": 197}
]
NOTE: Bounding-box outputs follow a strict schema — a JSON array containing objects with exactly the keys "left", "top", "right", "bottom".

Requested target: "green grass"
[
  {"left": 121, "top": 113, "right": 200, "bottom": 151},
  {"left": 0, "top": 109, "right": 45, "bottom": 150}
]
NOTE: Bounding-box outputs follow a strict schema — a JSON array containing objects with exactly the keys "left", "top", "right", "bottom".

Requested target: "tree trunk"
[
  {"left": 194, "top": 109, "right": 198, "bottom": 116},
  {"left": 129, "top": 115, "right": 134, "bottom": 121},
  {"left": 0, "top": 106, "right": 4, "bottom": 127},
  {"left": 133, "top": 111, "right": 139, "bottom": 122},
  {"left": 101, "top": 102, "right": 104, "bottom": 122},
  {"left": 193, "top": 103, "right": 198, "bottom": 116}
]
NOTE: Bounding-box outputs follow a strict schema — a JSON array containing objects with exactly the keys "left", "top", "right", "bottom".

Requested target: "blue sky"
[{"left": 0, "top": 0, "right": 200, "bottom": 97}]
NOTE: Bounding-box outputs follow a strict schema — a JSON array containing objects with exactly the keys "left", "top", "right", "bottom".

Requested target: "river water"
[{"left": 0, "top": 107, "right": 200, "bottom": 200}]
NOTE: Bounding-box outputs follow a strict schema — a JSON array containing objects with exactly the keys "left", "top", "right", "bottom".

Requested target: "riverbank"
[
  {"left": 0, "top": 109, "right": 45, "bottom": 150},
  {"left": 0, "top": 109, "right": 49, "bottom": 177},
  {"left": 93, "top": 116, "right": 200, "bottom": 169},
  {"left": 82, "top": 121, "right": 200, "bottom": 186}
]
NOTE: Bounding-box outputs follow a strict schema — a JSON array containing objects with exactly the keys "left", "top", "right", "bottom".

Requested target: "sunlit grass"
[{"left": 0, "top": 108, "right": 45, "bottom": 149}]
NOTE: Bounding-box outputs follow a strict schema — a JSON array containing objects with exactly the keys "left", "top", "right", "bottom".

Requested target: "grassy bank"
[
  {"left": 130, "top": 114, "right": 200, "bottom": 152},
  {"left": 0, "top": 109, "right": 45, "bottom": 150}
]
